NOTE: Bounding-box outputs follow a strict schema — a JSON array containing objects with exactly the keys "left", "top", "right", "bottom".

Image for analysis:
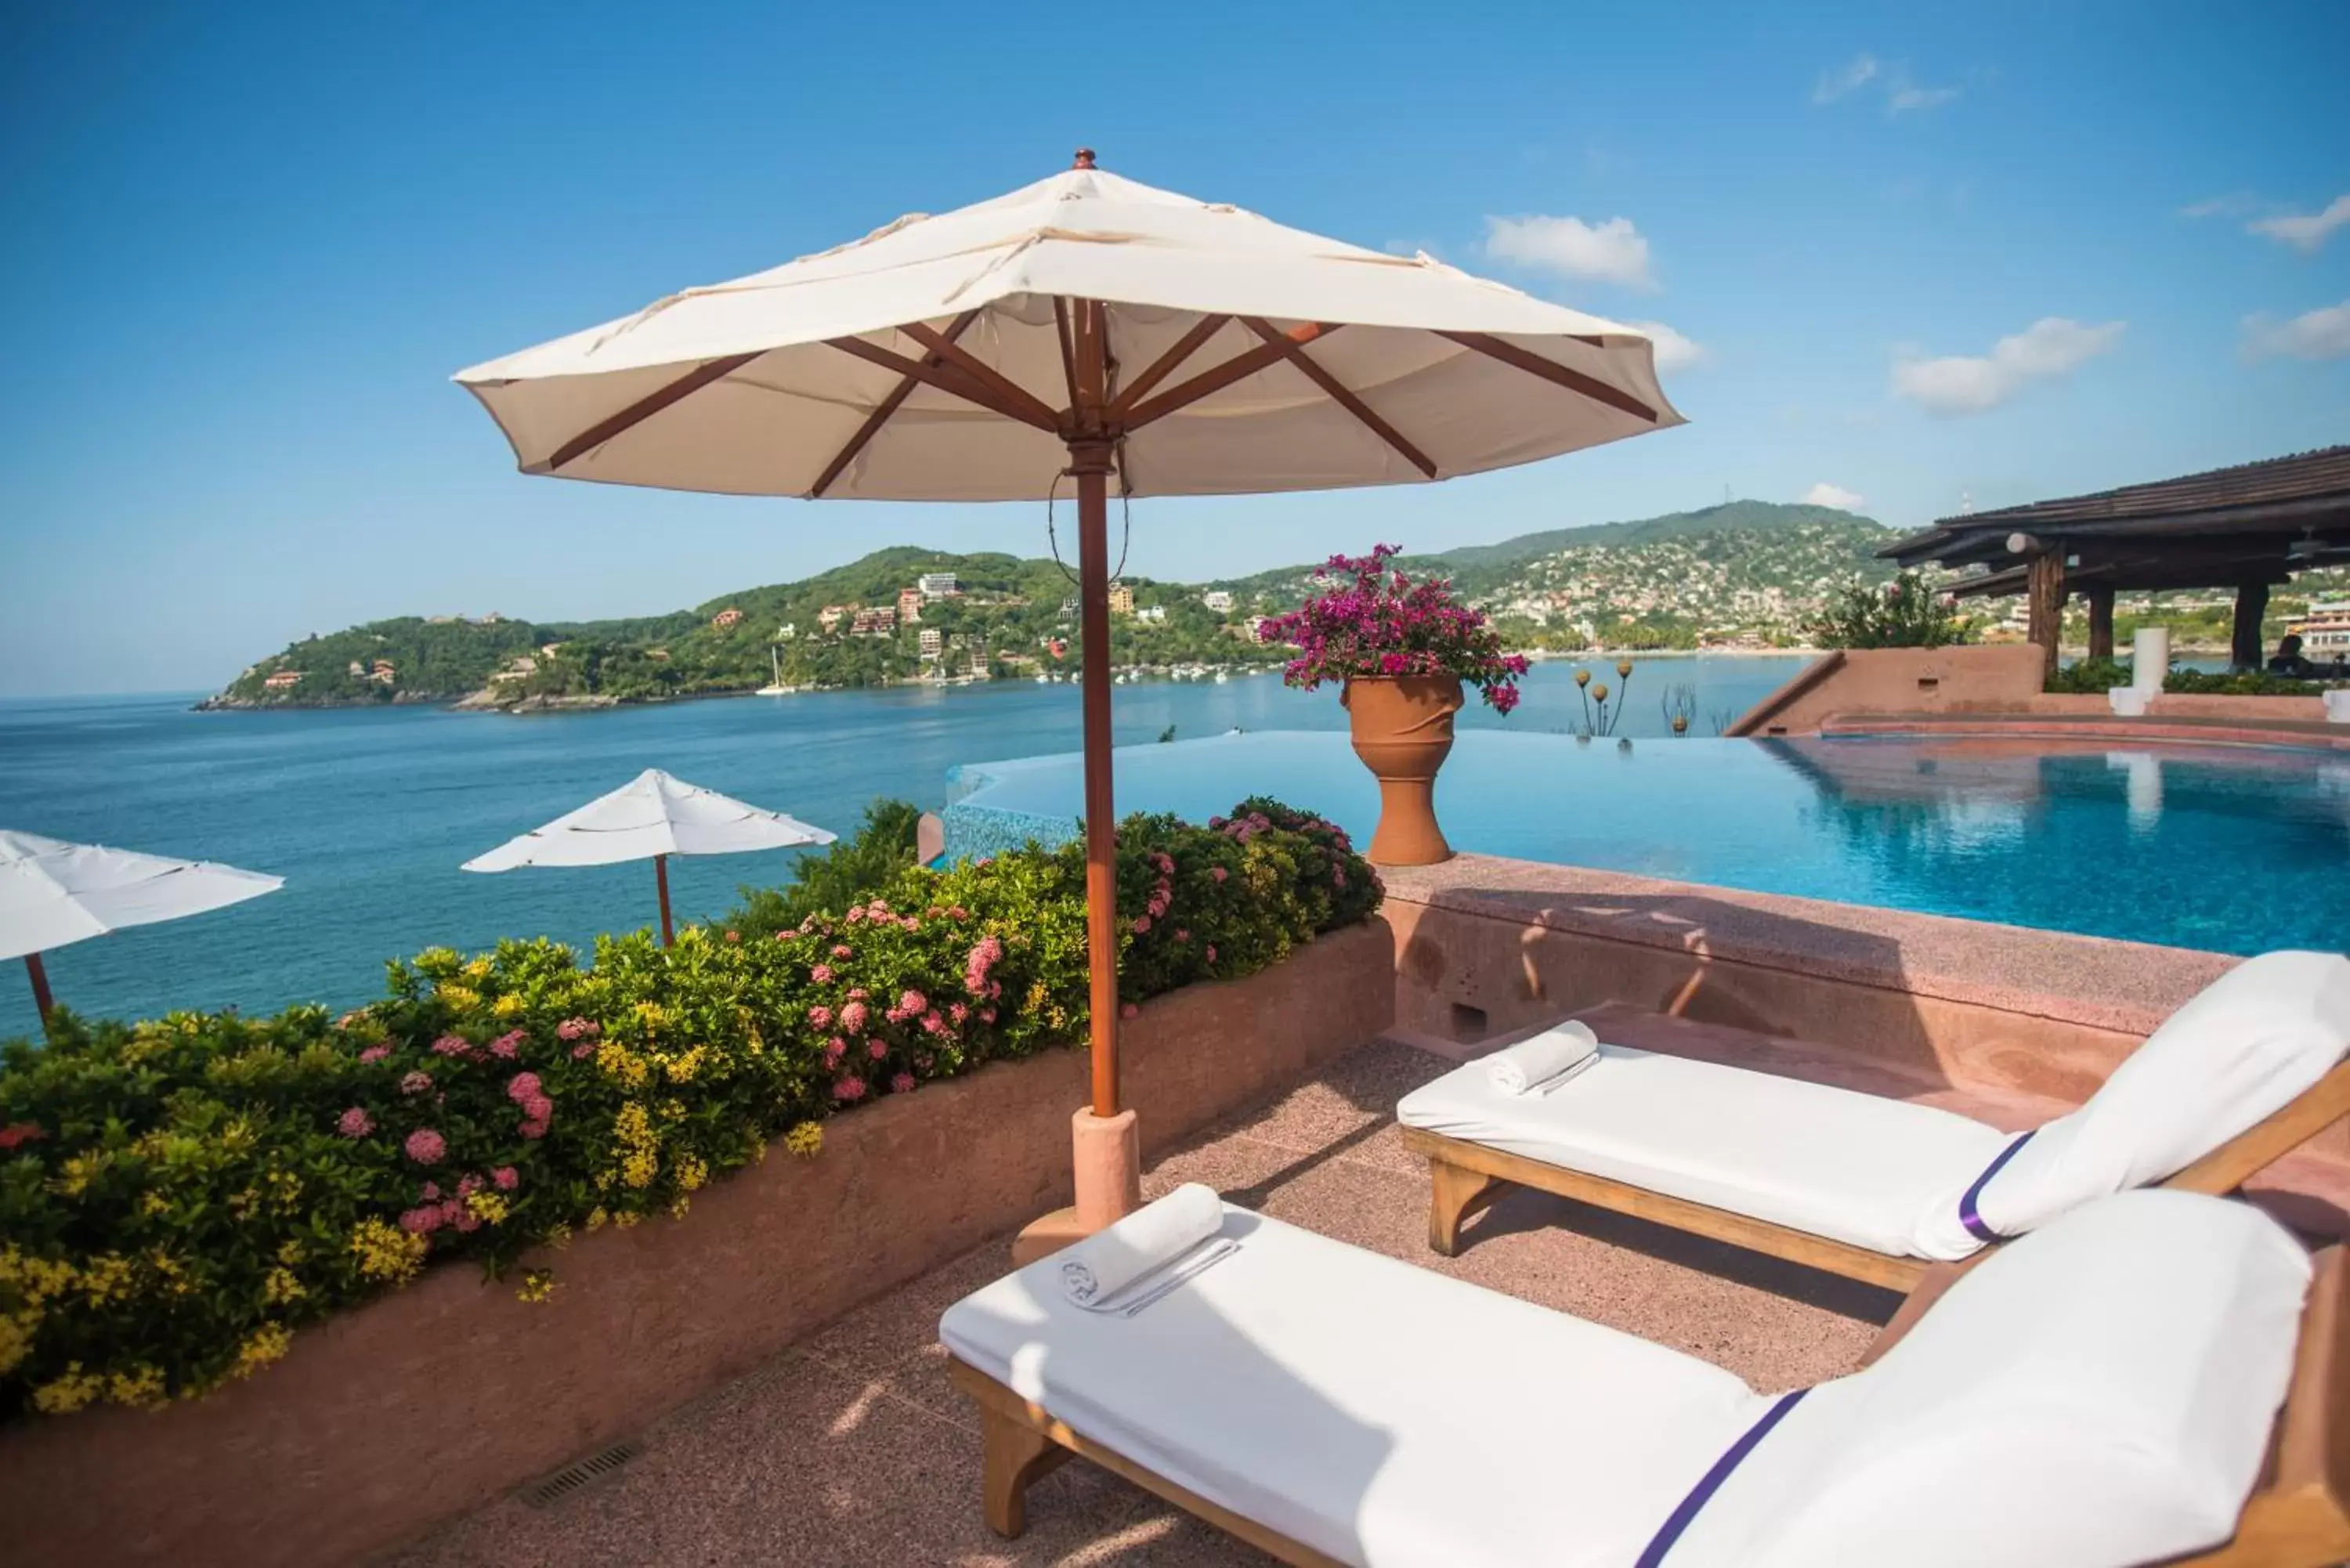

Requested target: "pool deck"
[{"left": 385, "top": 1036, "right": 1893, "bottom": 1567}]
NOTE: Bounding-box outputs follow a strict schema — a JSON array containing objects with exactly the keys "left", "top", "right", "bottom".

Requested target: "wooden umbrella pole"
[
  {"left": 1071, "top": 441, "right": 1120, "bottom": 1116},
  {"left": 24, "top": 952, "right": 56, "bottom": 1042},
  {"left": 655, "top": 854, "right": 676, "bottom": 947}
]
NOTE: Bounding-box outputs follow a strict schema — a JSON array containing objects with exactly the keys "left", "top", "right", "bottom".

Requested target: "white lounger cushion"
[
  {"left": 1397, "top": 1045, "right": 2010, "bottom": 1259},
  {"left": 942, "top": 1200, "right": 1766, "bottom": 1568},
  {"left": 1676, "top": 1189, "right": 2312, "bottom": 1568},
  {"left": 1943, "top": 948, "right": 2350, "bottom": 1251}
]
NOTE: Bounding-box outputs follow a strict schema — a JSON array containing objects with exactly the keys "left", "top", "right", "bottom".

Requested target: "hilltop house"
[
  {"left": 917, "top": 571, "right": 960, "bottom": 598},
  {"left": 918, "top": 627, "right": 943, "bottom": 659},
  {"left": 263, "top": 670, "right": 304, "bottom": 691},
  {"left": 1137, "top": 605, "right": 1166, "bottom": 623},
  {"left": 711, "top": 607, "right": 744, "bottom": 629},
  {"left": 849, "top": 606, "right": 898, "bottom": 637},
  {"left": 1202, "top": 590, "right": 1235, "bottom": 612},
  {"left": 817, "top": 605, "right": 847, "bottom": 632},
  {"left": 1108, "top": 583, "right": 1135, "bottom": 616},
  {"left": 898, "top": 587, "right": 924, "bottom": 623},
  {"left": 371, "top": 659, "right": 396, "bottom": 685},
  {"left": 489, "top": 656, "right": 539, "bottom": 683}
]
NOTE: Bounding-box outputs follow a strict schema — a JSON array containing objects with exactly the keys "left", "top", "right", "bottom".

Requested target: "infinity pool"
[{"left": 943, "top": 731, "right": 2350, "bottom": 956}]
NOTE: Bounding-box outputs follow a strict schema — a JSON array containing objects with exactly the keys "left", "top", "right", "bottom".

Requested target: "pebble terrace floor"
[{"left": 387, "top": 1039, "right": 1903, "bottom": 1567}]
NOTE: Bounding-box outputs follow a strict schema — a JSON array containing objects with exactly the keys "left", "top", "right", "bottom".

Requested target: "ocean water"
[{"left": 0, "top": 656, "right": 1806, "bottom": 1038}]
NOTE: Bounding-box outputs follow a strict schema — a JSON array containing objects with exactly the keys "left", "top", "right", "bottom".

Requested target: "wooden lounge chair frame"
[
  {"left": 1405, "top": 1057, "right": 2350, "bottom": 1292},
  {"left": 951, "top": 1245, "right": 2350, "bottom": 1568}
]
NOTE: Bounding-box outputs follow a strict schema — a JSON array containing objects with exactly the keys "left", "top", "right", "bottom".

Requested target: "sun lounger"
[
  {"left": 1397, "top": 948, "right": 2350, "bottom": 1288},
  {"left": 942, "top": 1184, "right": 2350, "bottom": 1567}
]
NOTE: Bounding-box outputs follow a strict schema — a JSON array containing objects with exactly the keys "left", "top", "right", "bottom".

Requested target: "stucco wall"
[
  {"left": 1729, "top": 645, "right": 2051, "bottom": 736},
  {"left": 0, "top": 920, "right": 1396, "bottom": 1568}
]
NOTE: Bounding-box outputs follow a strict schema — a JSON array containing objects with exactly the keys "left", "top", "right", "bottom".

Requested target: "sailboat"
[{"left": 757, "top": 646, "right": 794, "bottom": 696}]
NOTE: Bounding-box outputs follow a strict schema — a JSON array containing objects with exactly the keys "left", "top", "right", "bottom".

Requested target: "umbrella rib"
[
  {"left": 1435, "top": 331, "right": 1659, "bottom": 423},
  {"left": 1052, "top": 298, "right": 1081, "bottom": 414},
  {"left": 809, "top": 309, "right": 981, "bottom": 497},
  {"left": 531, "top": 351, "right": 766, "bottom": 474},
  {"left": 822, "top": 336, "right": 1058, "bottom": 432},
  {"left": 1238, "top": 317, "right": 1437, "bottom": 479},
  {"left": 898, "top": 322, "right": 1063, "bottom": 432},
  {"left": 1104, "top": 314, "right": 1231, "bottom": 421},
  {"left": 1119, "top": 323, "right": 1343, "bottom": 431}
]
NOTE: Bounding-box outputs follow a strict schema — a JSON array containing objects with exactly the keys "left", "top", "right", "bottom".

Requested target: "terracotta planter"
[{"left": 1343, "top": 675, "right": 1462, "bottom": 865}]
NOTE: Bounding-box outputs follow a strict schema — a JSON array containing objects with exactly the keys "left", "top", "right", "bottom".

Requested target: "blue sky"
[{"left": 2, "top": 0, "right": 2344, "bottom": 696}]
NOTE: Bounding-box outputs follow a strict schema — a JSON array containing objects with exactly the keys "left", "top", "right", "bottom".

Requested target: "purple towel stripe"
[
  {"left": 1632, "top": 1388, "right": 1811, "bottom": 1568},
  {"left": 1958, "top": 1130, "right": 2037, "bottom": 1244}
]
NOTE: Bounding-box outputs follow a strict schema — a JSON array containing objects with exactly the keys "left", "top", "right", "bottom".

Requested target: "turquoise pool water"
[{"left": 945, "top": 731, "right": 2350, "bottom": 956}]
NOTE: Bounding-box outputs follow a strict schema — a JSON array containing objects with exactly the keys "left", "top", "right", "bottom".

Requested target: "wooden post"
[
  {"left": 2086, "top": 586, "right": 2116, "bottom": 661},
  {"left": 24, "top": 952, "right": 56, "bottom": 1042},
  {"left": 2234, "top": 581, "right": 2272, "bottom": 671},
  {"left": 654, "top": 854, "right": 675, "bottom": 947},
  {"left": 1067, "top": 297, "right": 1121, "bottom": 1118},
  {"left": 2026, "top": 551, "right": 2066, "bottom": 685}
]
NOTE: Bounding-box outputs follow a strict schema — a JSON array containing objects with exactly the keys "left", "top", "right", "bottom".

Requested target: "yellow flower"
[
  {"left": 233, "top": 1323, "right": 292, "bottom": 1378},
  {"left": 783, "top": 1122, "right": 823, "bottom": 1158},
  {"left": 262, "top": 1267, "right": 306, "bottom": 1306},
  {"left": 492, "top": 993, "right": 526, "bottom": 1019},
  {"left": 139, "top": 1191, "right": 170, "bottom": 1217},
  {"left": 613, "top": 1210, "right": 641, "bottom": 1229},
  {"left": 78, "top": 1254, "right": 134, "bottom": 1305},
  {"left": 0, "top": 1249, "right": 74, "bottom": 1308},
  {"left": 669, "top": 1195, "right": 692, "bottom": 1221},
  {"left": 108, "top": 1364, "right": 168, "bottom": 1408},
  {"left": 32, "top": 1363, "right": 104, "bottom": 1414},
  {"left": 515, "top": 1269, "right": 558, "bottom": 1304},
  {"left": 276, "top": 1240, "right": 306, "bottom": 1265},
  {"left": 53, "top": 1154, "right": 102, "bottom": 1199},
  {"left": 465, "top": 1190, "right": 509, "bottom": 1225},
  {"left": 463, "top": 956, "right": 493, "bottom": 982},
  {"left": 586, "top": 1207, "right": 609, "bottom": 1231},
  {"left": 663, "top": 1045, "right": 708, "bottom": 1083},
  {"left": 0, "top": 1311, "right": 37, "bottom": 1378},
  {"left": 634, "top": 1000, "right": 667, "bottom": 1031},
  {"left": 436, "top": 984, "right": 480, "bottom": 1013},
  {"left": 595, "top": 1039, "right": 649, "bottom": 1089},
  {"left": 349, "top": 1218, "right": 428, "bottom": 1285},
  {"left": 676, "top": 1155, "right": 708, "bottom": 1193}
]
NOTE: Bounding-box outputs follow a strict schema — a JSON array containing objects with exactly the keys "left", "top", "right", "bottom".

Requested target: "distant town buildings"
[
  {"left": 1136, "top": 605, "right": 1166, "bottom": 623},
  {"left": 263, "top": 670, "right": 304, "bottom": 690},
  {"left": 710, "top": 607, "right": 744, "bottom": 629},
  {"left": 897, "top": 587, "right": 924, "bottom": 623},
  {"left": 1202, "top": 590, "right": 1235, "bottom": 612},
  {"left": 918, "top": 572, "right": 962, "bottom": 599},
  {"left": 918, "top": 627, "right": 943, "bottom": 659},
  {"left": 848, "top": 605, "right": 898, "bottom": 637},
  {"left": 1108, "top": 583, "right": 1136, "bottom": 616},
  {"left": 817, "top": 605, "right": 847, "bottom": 632}
]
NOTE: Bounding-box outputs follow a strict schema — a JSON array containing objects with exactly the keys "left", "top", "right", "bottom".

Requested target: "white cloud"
[
  {"left": 2249, "top": 194, "right": 2350, "bottom": 253},
  {"left": 1802, "top": 482, "right": 1867, "bottom": 511},
  {"left": 1622, "top": 320, "right": 1705, "bottom": 372},
  {"left": 1885, "top": 72, "right": 1961, "bottom": 113},
  {"left": 1813, "top": 54, "right": 1879, "bottom": 104},
  {"left": 2243, "top": 299, "right": 2350, "bottom": 362},
  {"left": 2180, "top": 191, "right": 2258, "bottom": 220},
  {"left": 1482, "top": 214, "right": 1657, "bottom": 291},
  {"left": 1892, "top": 317, "right": 2127, "bottom": 415}
]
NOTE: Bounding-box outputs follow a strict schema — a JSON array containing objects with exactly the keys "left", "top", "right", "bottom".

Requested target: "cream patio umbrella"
[
  {"left": 461, "top": 768, "right": 834, "bottom": 945},
  {"left": 454, "top": 151, "right": 1685, "bottom": 1241},
  {"left": 0, "top": 829, "right": 284, "bottom": 1039}
]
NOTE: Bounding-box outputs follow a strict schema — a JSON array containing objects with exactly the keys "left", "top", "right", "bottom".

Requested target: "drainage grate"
[{"left": 519, "top": 1440, "right": 642, "bottom": 1508}]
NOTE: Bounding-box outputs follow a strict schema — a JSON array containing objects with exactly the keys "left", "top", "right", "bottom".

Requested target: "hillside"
[{"left": 212, "top": 500, "right": 2339, "bottom": 709}]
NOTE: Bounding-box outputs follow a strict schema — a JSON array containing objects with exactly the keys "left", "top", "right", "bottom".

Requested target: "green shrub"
[
  {"left": 1804, "top": 570, "right": 1972, "bottom": 650},
  {"left": 2045, "top": 656, "right": 2131, "bottom": 694},
  {"left": 724, "top": 797, "right": 921, "bottom": 937},
  {"left": 2162, "top": 668, "right": 2323, "bottom": 697},
  {"left": 0, "top": 798, "right": 1376, "bottom": 1420}
]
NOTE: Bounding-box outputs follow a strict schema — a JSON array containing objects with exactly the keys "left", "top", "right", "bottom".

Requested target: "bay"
[{"left": 0, "top": 656, "right": 1809, "bottom": 1039}]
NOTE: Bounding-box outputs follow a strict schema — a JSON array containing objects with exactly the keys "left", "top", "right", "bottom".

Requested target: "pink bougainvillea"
[{"left": 1256, "top": 544, "right": 1528, "bottom": 714}]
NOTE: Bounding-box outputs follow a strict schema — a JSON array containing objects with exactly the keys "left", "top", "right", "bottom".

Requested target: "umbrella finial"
[{"left": 1072, "top": 147, "right": 1096, "bottom": 170}]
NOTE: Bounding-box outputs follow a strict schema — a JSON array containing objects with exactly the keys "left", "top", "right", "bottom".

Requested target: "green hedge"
[
  {"left": 2045, "top": 658, "right": 2329, "bottom": 697},
  {"left": 0, "top": 799, "right": 1378, "bottom": 1418}
]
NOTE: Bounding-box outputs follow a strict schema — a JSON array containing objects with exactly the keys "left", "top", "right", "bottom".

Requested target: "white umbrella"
[
  {"left": 461, "top": 768, "right": 834, "bottom": 945},
  {"left": 454, "top": 152, "right": 1686, "bottom": 1234},
  {"left": 0, "top": 829, "right": 284, "bottom": 1037}
]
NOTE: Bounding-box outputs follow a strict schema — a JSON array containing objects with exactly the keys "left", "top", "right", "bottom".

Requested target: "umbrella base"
[{"left": 1009, "top": 1107, "right": 1141, "bottom": 1266}]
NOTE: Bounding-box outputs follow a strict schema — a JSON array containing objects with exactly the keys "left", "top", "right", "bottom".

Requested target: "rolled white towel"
[
  {"left": 1059, "top": 1183, "right": 1226, "bottom": 1307},
  {"left": 1486, "top": 1020, "right": 1600, "bottom": 1096}
]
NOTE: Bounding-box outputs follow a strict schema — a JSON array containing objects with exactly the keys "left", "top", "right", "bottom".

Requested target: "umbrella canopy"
[
  {"left": 454, "top": 161, "right": 1683, "bottom": 500},
  {"left": 462, "top": 769, "right": 834, "bottom": 871},
  {"left": 454, "top": 153, "right": 1687, "bottom": 1231},
  {"left": 0, "top": 829, "right": 283, "bottom": 963}
]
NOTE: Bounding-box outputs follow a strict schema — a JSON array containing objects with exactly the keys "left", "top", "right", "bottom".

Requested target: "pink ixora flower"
[
  {"left": 897, "top": 988, "right": 926, "bottom": 1015},
  {"left": 335, "top": 1107, "right": 374, "bottom": 1138},
  {"left": 505, "top": 1071, "right": 543, "bottom": 1104},
  {"left": 457, "top": 1173, "right": 484, "bottom": 1198},
  {"left": 891, "top": 1071, "right": 916, "bottom": 1095},
  {"left": 420, "top": 1181, "right": 442, "bottom": 1201},
  {"left": 399, "top": 1205, "right": 443, "bottom": 1235},
  {"left": 979, "top": 1008, "right": 996, "bottom": 1024},
  {"left": 489, "top": 1029, "right": 525, "bottom": 1060},
  {"left": 521, "top": 1093, "right": 553, "bottom": 1124},
  {"left": 810, "top": 963, "right": 834, "bottom": 985},
  {"left": 921, "top": 1011, "right": 945, "bottom": 1035},
  {"left": 839, "top": 1000, "right": 868, "bottom": 1034},
  {"left": 1205, "top": 945, "right": 1217, "bottom": 964},
  {"left": 1210, "top": 865, "right": 1228, "bottom": 883},
  {"left": 844, "top": 908, "right": 865, "bottom": 925},
  {"left": 808, "top": 1005, "right": 834, "bottom": 1029},
  {"left": 404, "top": 1128, "right": 447, "bottom": 1165},
  {"left": 430, "top": 1033, "right": 472, "bottom": 1058},
  {"left": 358, "top": 1043, "right": 392, "bottom": 1064},
  {"left": 1131, "top": 915, "right": 1152, "bottom": 935},
  {"left": 833, "top": 1075, "right": 868, "bottom": 1103},
  {"left": 949, "top": 1002, "right": 968, "bottom": 1024},
  {"left": 400, "top": 1070, "right": 434, "bottom": 1096},
  {"left": 518, "top": 1117, "right": 550, "bottom": 1141},
  {"left": 555, "top": 1017, "right": 599, "bottom": 1042},
  {"left": 832, "top": 944, "right": 853, "bottom": 959},
  {"left": 963, "top": 935, "right": 1003, "bottom": 996},
  {"left": 572, "top": 1040, "right": 598, "bottom": 1060},
  {"left": 493, "top": 1165, "right": 519, "bottom": 1190},
  {"left": 1120, "top": 1002, "right": 1140, "bottom": 1020},
  {"left": 867, "top": 1039, "right": 888, "bottom": 1060}
]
